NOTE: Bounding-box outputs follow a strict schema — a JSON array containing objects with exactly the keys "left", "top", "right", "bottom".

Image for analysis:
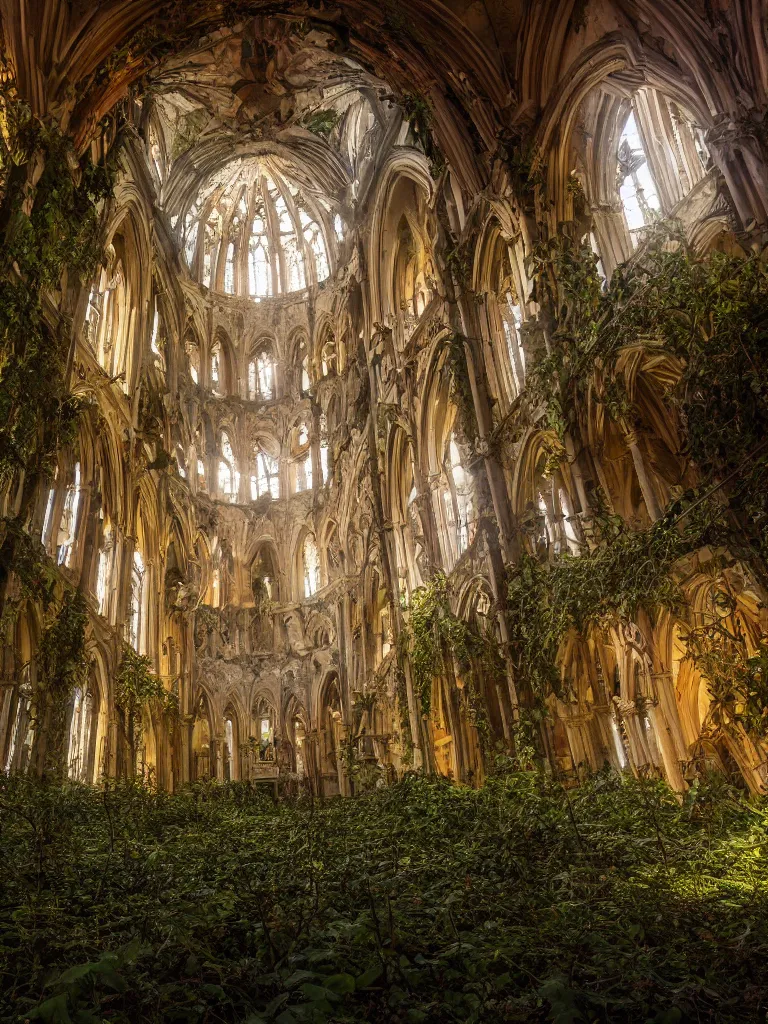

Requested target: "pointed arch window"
[
  {"left": 248, "top": 209, "right": 272, "bottom": 299},
  {"left": 4, "top": 670, "right": 34, "bottom": 773},
  {"left": 96, "top": 526, "right": 113, "bottom": 616},
  {"left": 251, "top": 446, "right": 279, "bottom": 500},
  {"left": 218, "top": 431, "right": 238, "bottom": 502},
  {"left": 42, "top": 474, "right": 57, "bottom": 548},
  {"left": 224, "top": 714, "right": 235, "bottom": 781},
  {"left": 128, "top": 550, "right": 145, "bottom": 652},
  {"left": 501, "top": 294, "right": 525, "bottom": 395},
  {"left": 187, "top": 340, "right": 200, "bottom": 384},
  {"left": 184, "top": 220, "right": 199, "bottom": 267},
  {"left": 303, "top": 534, "right": 320, "bottom": 597},
  {"left": 248, "top": 346, "right": 275, "bottom": 400},
  {"left": 67, "top": 686, "right": 96, "bottom": 781},
  {"left": 210, "top": 342, "right": 221, "bottom": 394},
  {"left": 444, "top": 438, "right": 474, "bottom": 557},
  {"left": 224, "top": 242, "right": 236, "bottom": 294},
  {"left": 275, "top": 193, "right": 306, "bottom": 292},
  {"left": 618, "top": 111, "right": 661, "bottom": 242},
  {"left": 294, "top": 423, "right": 312, "bottom": 493},
  {"left": 300, "top": 210, "right": 329, "bottom": 282},
  {"left": 57, "top": 462, "right": 82, "bottom": 567},
  {"left": 320, "top": 413, "right": 330, "bottom": 485}
]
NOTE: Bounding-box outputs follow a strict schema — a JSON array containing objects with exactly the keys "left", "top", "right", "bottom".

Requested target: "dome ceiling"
[{"left": 179, "top": 155, "right": 334, "bottom": 298}]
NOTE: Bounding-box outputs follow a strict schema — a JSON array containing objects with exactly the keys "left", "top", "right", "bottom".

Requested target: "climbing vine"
[
  {"left": 404, "top": 571, "right": 501, "bottom": 724},
  {"left": 0, "top": 92, "right": 112, "bottom": 491},
  {"left": 506, "top": 496, "right": 726, "bottom": 709},
  {"left": 684, "top": 618, "right": 768, "bottom": 738},
  {"left": 400, "top": 93, "right": 445, "bottom": 177},
  {"left": 115, "top": 644, "right": 178, "bottom": 778},
  {"left": 443, "top": 331, "right": 479, "bottom": 442},
  {"left": 301, "top": 109, "right": 340, "bottom": 137},
  {"left": 0, "top": 517, "right": 91, "bottom": 776},
  {"left": 35, "top": 591, "right": 90, "bottom": 778}
]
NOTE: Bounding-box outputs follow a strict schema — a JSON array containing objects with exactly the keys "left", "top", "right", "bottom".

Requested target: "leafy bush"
[{"left": 1, "top": 769, "right": 767, "bottom": 1022}]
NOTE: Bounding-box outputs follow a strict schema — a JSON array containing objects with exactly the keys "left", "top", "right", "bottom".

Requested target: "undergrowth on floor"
[{"left": 1, "top": 767, "right": 767, "bottom": 1023}]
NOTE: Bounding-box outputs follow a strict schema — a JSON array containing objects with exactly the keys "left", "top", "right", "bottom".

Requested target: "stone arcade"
[{"left": 1, "top": 0, "right": 768, "bottom": 796}]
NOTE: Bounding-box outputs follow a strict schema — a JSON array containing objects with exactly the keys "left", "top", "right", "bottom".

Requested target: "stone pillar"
[
  {"left": 645, "top": 700, "right": 685, "bottom": 792},
  {"left": 624, "top": 429, "right": 662, "bottom": 522}
]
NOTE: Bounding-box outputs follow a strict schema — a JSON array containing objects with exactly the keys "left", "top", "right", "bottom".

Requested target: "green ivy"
[
  {"left": 36, "top": 590, "right": 90, "bottom": 778},
  {"left": 401, "top": 93, "right": 445, "bottom": 177},
  {"left": 0, "top": 93, "right": 112, "bottom": 490},
  {"left": 506, "top": 496, "right": 725, "bottom": 707},
  {"left": 115, "top": 644, "right": 178, "bottom": 777},
  {"left": 301, "top": 109, "right": 340, "bottom": 138},
  {"left": 3, "top": 769, "right": 768, "bottom": 1023},
  {"left": 404, "top": 572, "right": 501, "bottom": 724},
  {"left": 684, "top": 617, "right": 768, "bottom": 737},
  {"left": 443, "top": 331, "right": 479, "bottom": 442}
]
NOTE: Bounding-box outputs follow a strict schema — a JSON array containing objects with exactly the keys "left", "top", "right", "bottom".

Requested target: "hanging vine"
[
  {"left": 115, "top": 644, "right": 178, "bottom": 778},
  {"left": 35, "top": 591, "right": 90, "bottom": 778},
  {"left": 403, "top": 571, "right": 502, "bottom": 723},
  {"left": 505, "top": 495, "right": 727, "bottom": 710}
]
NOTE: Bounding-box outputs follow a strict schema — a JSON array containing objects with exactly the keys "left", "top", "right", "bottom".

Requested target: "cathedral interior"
[{"left": 2, "top": 0, "right": 768, "bottom": 801}]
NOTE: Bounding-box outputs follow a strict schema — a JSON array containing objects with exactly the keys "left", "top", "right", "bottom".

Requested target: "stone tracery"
[{"left": 0, "top": 0, "right": 767, "bottom": 797}]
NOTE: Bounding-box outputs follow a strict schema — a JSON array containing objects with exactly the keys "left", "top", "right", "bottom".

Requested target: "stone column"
[{"left": 624, "top": 428, "right": 662, "bottom": 522}]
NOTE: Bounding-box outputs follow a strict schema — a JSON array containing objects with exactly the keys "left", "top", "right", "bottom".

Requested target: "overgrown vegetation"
[
  {"left": 401, "top": 93, "right": 445, "bottom": 178},
  {"left": 443, "top": 332, "right": 479, "bottom": 442},
  {"left": 0, "top": 93, "right": 111, "bottom": 497},
  {"left": 1, "top": 768, "right": 768, "bottom": 1023},
  {"left": 526, "top": 228, "right": 768, "bottom": 575},
  {"left": 508, "top": 226, "right": 768, "bottom": 742},
  {"left": 505, "top": 496, "right": 725, "bottom": 711},
  {"left": 684, "top": 618, "right": 768, "bottom": 738},
  {"left": 0, "top": 518, "right": 90, "bottom": 778},
  {"left": 115, "top": 645, "right": 178, "bottom": 778},
  {"left": 301, "top": 109, "right": 340, "bottom": 138},
  {"left": 404, "top": 572, "right": 502, "bottom": 721}
]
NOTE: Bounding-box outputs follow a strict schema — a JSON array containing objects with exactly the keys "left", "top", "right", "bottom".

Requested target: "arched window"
[
  {"left": 301, "top": 210, "right": 329, "bottom": 282},
  {"left": 303, "top": 534, "right": 320, "bottom": 597},
  {"left": 67, "top": 686, "right": 96, "bottom": 782},
  {"left": 181, "top": 159, "right": 332, "bottom": 300},
  {"left": 248, "top": 345, "right": 275, "bottom": 400},
  {"left": 218, "top": 431, "right": 238, "bottom": 502},
  {"left": 251, "top": 444, "right": 279, "bottom": 500},
  {"left": 559, "top": 488, "right": 581, "bottom": 555},
  {"left": 210, "top": 341, "right": 221, "bottom": 394},
  {"left": 443, "top": 437, "right": 474, "bottom": 558},
  {"left": 223, "top": 711, "right": 236, "bottom": 781},
  {"left": 294, "top": 423, "right": 312, "bottom": 493},
  {"left": 224, "top": 242, "right": 236, "bottom": 294},
  {"left": 96, "top": 526, "right": 113, "bottom": 616},
  {"left": 500, "top": 294, "right": 525, "bottom": 395},
  {"left": 319, "top": 413, "right": 330, "bottom": 485},
  {"left": 57, "top": 462, "right": 82, "bottom": 568},
  {"left": 186, "top": 338, "right": 200, "bottom": 384},
  {"left": 4, "top": 669, "right": 34, "bottom": 773},
  {"left": 275, "top": 191, "right": 306, "bottom": 291},
  {"left": 393, "top": 212, "right": 432, "bottom": 319},
  {"left": 42, "top": 473, "right": 57, "bottom": 548},
  {"left": 248, "top": 206, "right": 272, "bottom": 299},
  {"left": 618, "top": 111, "right": 661, "bottom": 243},
  {"left": 128, "top": 549, "right": 145, "bottom": 652},
  {"left": 202, "top": 211, "right": 221, "bottom": 288},
  {"left": 175, "top": 443, "right": 187, "bottom": 479}
]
